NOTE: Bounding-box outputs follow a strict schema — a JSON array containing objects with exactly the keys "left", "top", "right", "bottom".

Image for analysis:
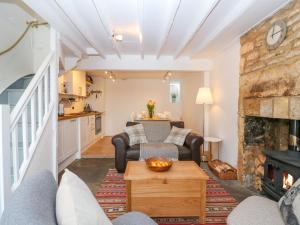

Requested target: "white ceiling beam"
[
  {"left": 191, "top": 0, "right": 256, "bottom": 57},
  {"left": 173, "top": 0, "right": 221, "bottom": 59},
  {"left": 137, "top": 0, "right": 144, "bottom": 59},
  {"left": 156, "top": 0, "right": 182, "bottom": 59},
  {"left": 91, "top": 0, "right": 121, "bottom": 59},
  {"left": 59, "top": 36, "right": 83, "bottom": 59},
  {"left": 54, "top": 0, "right": 106, "bottom": 59},
  {"left": 77, "top": 55, "right": 213, "bottom": 71}
]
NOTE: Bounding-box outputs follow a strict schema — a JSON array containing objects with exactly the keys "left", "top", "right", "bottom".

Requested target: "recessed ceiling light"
[{"left": 112, "top": 34, "right": 123, "bottom": 42}]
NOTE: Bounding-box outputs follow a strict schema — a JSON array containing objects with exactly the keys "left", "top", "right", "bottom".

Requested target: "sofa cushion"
[
  {"left": 278, "top": 178, "right": 300, "bottom": 225},
  {"left": 227, "top": 196, "right": 284, "bottom": 225},
  {"left": 164, "top": 126, "right": 191, "bottom": 146},
  {"left": 56, "top": 169, "right": 112, "bottom": 225},
  {"left": 112, "top": 212, "right": 157, "bottom": 225},
  {"left": 0, "top": 170, "right": 58, "bottom": 225},
  {"left": 124, "top": 124, "right": 148, "bottom": 146}
]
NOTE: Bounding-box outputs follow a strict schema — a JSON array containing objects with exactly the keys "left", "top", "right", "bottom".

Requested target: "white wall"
[
  {"left": 181, "top": 74, "right": 204, "bottom": 134},
  {"left": 0, "top": 2, "right": 33, "bottom": 93},
  {"left": 209, "top": 41, "right": 240, "bottom": 167},
  {"left": 104, "top": 78, "right": 182, "bottom": 135},
  {"left": 86, "top": 76, "right": 106, "bottom": 112},
  {"left": 0, "top": 2, "right": 50, "bottom": 94}
]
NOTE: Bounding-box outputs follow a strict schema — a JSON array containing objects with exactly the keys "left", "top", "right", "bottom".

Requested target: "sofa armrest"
[
  {"left": 112, "top": 132, "right": 130, "bottom": 173},
  {"left": 184, "top": 133, "right": 204, "bottom": 166}
]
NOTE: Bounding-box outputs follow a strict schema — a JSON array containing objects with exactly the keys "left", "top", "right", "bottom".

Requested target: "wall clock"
[{"left": 265, "top": 20, "right": 287, "bottom": 50}]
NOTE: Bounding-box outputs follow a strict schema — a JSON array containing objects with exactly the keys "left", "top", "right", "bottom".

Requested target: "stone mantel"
[{"left": 243, "top": 96, "right": 300, "bottom": 120}]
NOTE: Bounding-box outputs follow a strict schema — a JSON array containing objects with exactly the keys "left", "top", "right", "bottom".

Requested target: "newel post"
[{"left": 0, "top": 105, "right": 11, "bottom": 216}]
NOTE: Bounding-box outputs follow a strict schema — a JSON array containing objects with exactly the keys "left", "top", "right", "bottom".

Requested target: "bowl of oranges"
[{"left": 145, "top": 157, "right": 173, "bottom": 172}]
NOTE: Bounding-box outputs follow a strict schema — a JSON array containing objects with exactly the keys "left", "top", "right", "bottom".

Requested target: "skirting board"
[{"left": 58, "top": 154, "right": 77, "bottom": 173}]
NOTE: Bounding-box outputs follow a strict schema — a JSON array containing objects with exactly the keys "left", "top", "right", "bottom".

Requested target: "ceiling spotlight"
[
  {"left": 112, "top": 33, "right": 123, "bottom": 42},
  {"left": 105, "top": 71, "right": 108, "bottom": 74},
  {"left": 167, "top": 72, "right": 172, "bottom": 77}
]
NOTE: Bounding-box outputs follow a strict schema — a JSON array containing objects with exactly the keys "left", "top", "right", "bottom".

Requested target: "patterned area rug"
[{"left": 95, "top": 169, "right": 238, "bottom": 225}]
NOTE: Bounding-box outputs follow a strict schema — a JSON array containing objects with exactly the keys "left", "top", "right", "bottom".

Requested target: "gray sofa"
[
  {"left": 227, "top": 196, "right": 285, "bottom": 225},
  {"left": 0, "top": 170, "right": 157, "bottom": 225}
]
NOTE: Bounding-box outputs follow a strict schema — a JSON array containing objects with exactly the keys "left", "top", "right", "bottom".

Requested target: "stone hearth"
[{"left": 238, "top": 0, "right": 300, "bottom": 190}]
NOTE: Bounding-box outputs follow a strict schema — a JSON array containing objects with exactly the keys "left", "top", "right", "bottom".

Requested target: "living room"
[{"left": 0, "top": 0, "right": 300, "bottom": 225}]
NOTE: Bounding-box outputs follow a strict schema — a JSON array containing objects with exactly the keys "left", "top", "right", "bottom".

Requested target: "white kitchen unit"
[
  {"left": 59, "top": 113, "right": 102, "bottom": 171},
  {"left": 79, "top": 116, "right": 89, "bottom": 150},
  {"left": 58, "top": 119, "right": 79, "bottom": 168},
  {"left": 59, "top": 70, "right": 86, "bottom": 97},
  {"left": 79, "top": 115, "right": 96, "bottom": 151}
]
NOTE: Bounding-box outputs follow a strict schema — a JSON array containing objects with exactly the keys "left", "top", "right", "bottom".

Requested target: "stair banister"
[
  {"left": 0, "top": 49, "right": 57, "bottom": 217},
  {"left": 0, "top": 105, "right": 11, "bottom": 216}
]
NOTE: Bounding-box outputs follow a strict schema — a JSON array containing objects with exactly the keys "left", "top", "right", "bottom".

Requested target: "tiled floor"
[
  {"left": 81, "top": 136, "right": 115, "bottom": 158},
  {"left": 65, "top": 158, "right": 259, "bottom": 202}
]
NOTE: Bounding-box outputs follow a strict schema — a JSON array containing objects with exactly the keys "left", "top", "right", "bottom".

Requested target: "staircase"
[
  {"left": 0, "top": 51, "right": 58, "bottom": 216},
  {"left": 0, "top": 74, "right": 34, "bottom": 111}
]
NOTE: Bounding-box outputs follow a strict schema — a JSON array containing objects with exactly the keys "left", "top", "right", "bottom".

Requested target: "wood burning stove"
[{"left": 262, "top": 120, "right": 300, "bottom": 200}]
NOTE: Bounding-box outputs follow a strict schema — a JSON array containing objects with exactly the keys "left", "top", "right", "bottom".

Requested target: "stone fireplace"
[{"left": 238, "top": 0, "right": 300, "bottom": 192}]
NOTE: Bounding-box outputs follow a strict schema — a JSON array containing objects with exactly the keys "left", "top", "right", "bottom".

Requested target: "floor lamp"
[{"left": 196, "top": 87, "right": 213, "bottom": 160}]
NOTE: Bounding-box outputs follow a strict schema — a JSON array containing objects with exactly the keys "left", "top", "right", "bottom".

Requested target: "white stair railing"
[{"left": 0, "top": 51, "right": 57, "bottom": 215}]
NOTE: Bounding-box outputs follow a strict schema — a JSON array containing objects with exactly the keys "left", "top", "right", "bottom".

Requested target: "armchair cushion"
[
  {"left": 164, "top": 126, "right": 191, "bottom": 146},
  {"left": 124, "top": 124, "right": 148, "bottom": 146},
  {"left": 56, "top": 169, "right": 112, "bottom": 225}
]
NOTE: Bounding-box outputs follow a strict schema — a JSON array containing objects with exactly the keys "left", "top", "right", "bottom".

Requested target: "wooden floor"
[{"left": 81, "top": 136, "right": 115, "bottom": 158}]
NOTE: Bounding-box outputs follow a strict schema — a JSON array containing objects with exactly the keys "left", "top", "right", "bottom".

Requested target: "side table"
[{"left": 202, "top": 137, "right": 222, "bottom": 162}]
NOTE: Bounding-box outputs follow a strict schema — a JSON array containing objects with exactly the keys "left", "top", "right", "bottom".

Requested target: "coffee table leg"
[
  {"left": 199, "top": 180, "right": 207, "bottom": 224},
  {"left": 126, "top": 181, "right": 131, "bottom": 212}
]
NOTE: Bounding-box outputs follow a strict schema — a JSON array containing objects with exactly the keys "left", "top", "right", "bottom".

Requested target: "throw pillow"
[
  {"left": 56, "top": 169, "right": 112, "bottom": 225},
  {"left": 164, "top": 126, "right": 191, "bottom": 146},
  {"left": 124, "top": 124, "right": 148, "bottom": 146},
  {"left": 278, "top": 178, "right": 300, "bottom": 225}
]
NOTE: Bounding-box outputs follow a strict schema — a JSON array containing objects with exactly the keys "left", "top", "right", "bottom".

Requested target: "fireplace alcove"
[
  {"left": 243, "top": 116, "right": 300, "bottom": 200},
  {"left": 263, "top": 150, "right": 300, "bottom": 200}
]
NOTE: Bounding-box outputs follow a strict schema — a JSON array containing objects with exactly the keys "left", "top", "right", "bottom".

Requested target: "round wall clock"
[{"left": 265, "top": 20, "right": 287, "bottom": 50}]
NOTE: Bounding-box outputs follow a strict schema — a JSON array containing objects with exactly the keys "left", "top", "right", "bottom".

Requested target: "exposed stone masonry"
[{"left": 238, "top": 0, "right": 300, "bottom": 189}]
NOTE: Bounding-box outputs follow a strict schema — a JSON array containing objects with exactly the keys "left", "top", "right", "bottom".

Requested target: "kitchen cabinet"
[
  {"left": 88, "top": 115, "right": 95, "bottom": 144},
  {"left": 58, "top": 122, "right": 64, "bottom": 162},
  {"left": 60, "top": 70, "right": 86, "bottom": 97},
  {"left": 80, "top": 116, "right": 89, "bottom": 150},
  {"left": 79, "top": 115, "right": 96, "bottom": 151},
  {"left": 58, "top": 119, "right": 79, "bottom": 163}
]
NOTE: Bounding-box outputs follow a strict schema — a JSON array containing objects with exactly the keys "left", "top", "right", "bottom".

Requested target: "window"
[{"left": 169, "top": 81, "right": 180, "bottom": 103}]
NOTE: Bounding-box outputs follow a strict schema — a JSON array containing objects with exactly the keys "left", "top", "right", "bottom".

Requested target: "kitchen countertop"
[{"left": 58, "top": 111, "right": 103, "bottom": 121}]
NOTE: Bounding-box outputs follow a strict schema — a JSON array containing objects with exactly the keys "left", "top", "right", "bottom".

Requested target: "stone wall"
[{"left": 238, "top": 0, "right": 300, "bottom": 189}]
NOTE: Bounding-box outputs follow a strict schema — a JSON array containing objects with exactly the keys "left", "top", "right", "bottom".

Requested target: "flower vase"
[{"left": 148, "top": 110, "right": 154, "bottom": 119}]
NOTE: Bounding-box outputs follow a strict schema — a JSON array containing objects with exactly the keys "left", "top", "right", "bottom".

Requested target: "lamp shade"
[{"left": 195, "top": 87, "right": 213, "bottom": 104}]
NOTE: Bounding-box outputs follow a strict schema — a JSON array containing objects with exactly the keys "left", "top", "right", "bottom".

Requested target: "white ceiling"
[{"left": 23, "top": 0, "right": 290, "bottom": 66}]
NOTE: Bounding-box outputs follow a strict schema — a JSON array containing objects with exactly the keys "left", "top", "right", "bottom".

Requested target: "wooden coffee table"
[{"left": 124, "top": 161, "right": 209, "bottom": 224}]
